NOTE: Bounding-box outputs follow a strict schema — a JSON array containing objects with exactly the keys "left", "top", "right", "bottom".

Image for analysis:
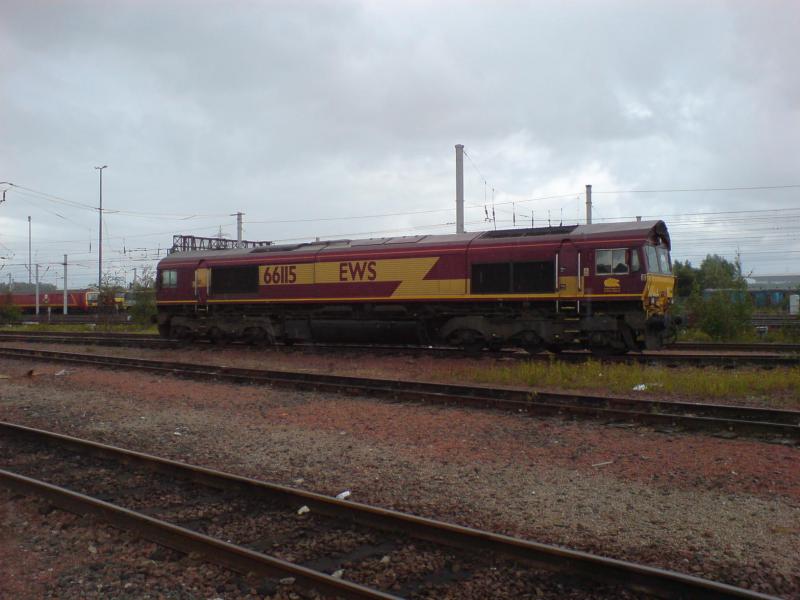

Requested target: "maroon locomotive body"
[{"left": 155, "top": 221, "right": 677, "bottom": 353}]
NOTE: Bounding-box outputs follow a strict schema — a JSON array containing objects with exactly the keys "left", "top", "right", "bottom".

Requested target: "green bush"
[
  {"left": 128, "top": 286, "right": 156, "bottom": 326},
  {"left": 687, "top": 291, "right": 754, "bottom": 341},
  {"left": 0, "top": 300, "right": 22, "bottom": 323}
]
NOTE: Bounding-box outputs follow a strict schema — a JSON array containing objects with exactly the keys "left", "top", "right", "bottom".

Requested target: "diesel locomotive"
[{"left": 155, "top": 220, "right": 677, "bottom": 353}]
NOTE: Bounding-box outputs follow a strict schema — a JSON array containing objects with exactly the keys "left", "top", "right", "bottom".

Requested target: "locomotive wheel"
[
  {"left": 243, "top": 327, "right": 272, "bottom": 346},
  {"left": 449, "top": 329, "right": 485, "bottom": 355},
  {"left": 157, "top": 323, "right": 171, "bottom": 339},
  {"left": 171, "top": 325, "right": 195, "bottom": 344},
  {"left": 546, "top": 344, "right": 563, "bottom": 354},
  {"left": 242, "top": 327, "right": 260, "bottom": 345},
  {"left": 589, "top": 331, "right": 629, "bottom": 356},
  {"left": 208, "top": 327, "right": 229, "bottom": 347},
  {"left": 589, "top": 344, "right": 628, "bottom": 357},
  {"left": 516, "top": 331, "right": 544, "bottom": 355},
  {"left": 524, "top": 344, "right": 546, "bottom": 355}
]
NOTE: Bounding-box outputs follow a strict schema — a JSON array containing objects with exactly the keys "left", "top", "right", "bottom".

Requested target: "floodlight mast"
[{"left": 94, "top": 165, "right": 108, "bottom": 287}]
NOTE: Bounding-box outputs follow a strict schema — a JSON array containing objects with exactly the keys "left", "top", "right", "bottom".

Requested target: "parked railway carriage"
[
  {"left": 1, "top": 289, "right": 95, "bottom": 314},
  {"left": 155, "top": 220, "right": 677, "bottom": 353}
]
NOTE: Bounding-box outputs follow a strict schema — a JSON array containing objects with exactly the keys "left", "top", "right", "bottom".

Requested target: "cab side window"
[
  {"left": 161, "top": 269, "right": 178, "bottom": 288},
  {"left": 595, "top": 250, "right": 612, "bottom": 274},
  {"left": 612, "top": 249, "right": 629, "bottom": 274},
  {"left": 631, "top": 249, "right": 641, "bottom": 273},
  {"left": 596, "top": 249, "right": 629, "bottom": 275}
]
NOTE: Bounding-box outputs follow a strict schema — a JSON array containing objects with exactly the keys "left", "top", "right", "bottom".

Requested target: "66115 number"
[{"left": 263, "top": 265, "right": 297, "bottom": 284}]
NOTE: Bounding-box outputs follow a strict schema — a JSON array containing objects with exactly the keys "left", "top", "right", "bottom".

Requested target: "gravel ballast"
[{"left": 0, "top": 356, "right": 798, "bottom": 598}]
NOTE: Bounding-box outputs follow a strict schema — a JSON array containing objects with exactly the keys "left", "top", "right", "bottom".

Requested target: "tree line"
[{"left": 672, "top": 254, "right": 753, "bottom": 340}]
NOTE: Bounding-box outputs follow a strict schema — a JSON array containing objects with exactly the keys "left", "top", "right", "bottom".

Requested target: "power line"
[
  {"left": 593, "top": 184, "right": 800, "bottom": 194},
  {"left": 7, "top": 179, "right": 798, "bottom": 232},
  {"left": 4, "top": 183, "right": 97, "bottom": 211}
]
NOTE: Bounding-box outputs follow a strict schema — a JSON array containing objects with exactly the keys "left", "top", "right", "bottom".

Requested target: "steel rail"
[
  {"left": 0, "top": 330, "right": 156, "bottom": 339},
  {"left": 6, "top": 330, "right": 800, "bottom": 354},
  {"left": 671, "top": 341, "right": 800, "bottom": 353},
  {"left": 1, "top": 332, "right": 799, "bottom": 368},
  {"left": 0, "top": 421, "right": 778, "bottom": 600},
  {"left": 0, "top": 470, "right": 399, "bottom": 600},
  {"left": 0, "top": 346, "right": 797, "bottom": 441}
]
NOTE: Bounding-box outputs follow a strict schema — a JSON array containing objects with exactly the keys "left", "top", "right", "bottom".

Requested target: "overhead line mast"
[
  {"left": 455, "top": 144, "right": 464, "bottom": 234},
  {"left": 94, "top": 165, "right": 107, "bottom": 287}
]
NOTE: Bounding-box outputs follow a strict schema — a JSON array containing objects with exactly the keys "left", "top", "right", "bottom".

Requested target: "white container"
[{"left": 790, "top": 294, "right": 800, "bottom": 316}]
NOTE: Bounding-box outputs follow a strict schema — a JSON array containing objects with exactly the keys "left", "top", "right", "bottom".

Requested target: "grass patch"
[{"left": 456, "top": 359, "right": 800, "bottom": 405}]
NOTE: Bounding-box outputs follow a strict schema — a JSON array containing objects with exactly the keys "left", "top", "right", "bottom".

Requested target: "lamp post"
[{"left": 94, "top": 165, "right": 107, "bottom": 287}]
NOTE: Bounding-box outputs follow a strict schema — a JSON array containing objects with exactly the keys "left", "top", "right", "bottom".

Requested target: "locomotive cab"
[
  {"left": 639, "top": 240, "right": 677, "bottom": 348},
  {"left": 641, "top": 242, "right": 675, "bottom": 315}
]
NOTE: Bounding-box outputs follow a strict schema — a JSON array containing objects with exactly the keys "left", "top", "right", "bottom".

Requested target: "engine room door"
[{"left": 556, "top": 240, "right": 584, "bottom": 310}]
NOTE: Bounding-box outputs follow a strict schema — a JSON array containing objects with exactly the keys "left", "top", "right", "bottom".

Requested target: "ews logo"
[{"left": 339, "top": 261, "right": 377, "bottom": 282}]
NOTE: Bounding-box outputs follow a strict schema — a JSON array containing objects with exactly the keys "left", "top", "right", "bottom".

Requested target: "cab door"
[
  {"left": 556, "top": 240, "right": 584, "bottom": 309},
  {"left": 195, "top": 261, "right": 210, "bottom": 307}
]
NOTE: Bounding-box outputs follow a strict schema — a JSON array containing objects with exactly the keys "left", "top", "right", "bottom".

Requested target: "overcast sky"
[{"left": 1, "top": 0, "right": 799, "bottom": 288}]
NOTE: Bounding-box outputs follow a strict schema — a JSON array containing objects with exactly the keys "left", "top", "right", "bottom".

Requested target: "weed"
[{"left": 457, "top": 359, "right": 800, "bottom": 406}]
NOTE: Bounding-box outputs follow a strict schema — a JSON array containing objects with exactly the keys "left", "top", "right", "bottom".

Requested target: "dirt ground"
[{"left": 0, "top": 353, "right": 798, "bottom": 599}]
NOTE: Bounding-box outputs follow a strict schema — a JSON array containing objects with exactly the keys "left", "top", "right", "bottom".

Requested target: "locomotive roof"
[{"left": 159, "top": 220, "right": 669, "bottom": 263}]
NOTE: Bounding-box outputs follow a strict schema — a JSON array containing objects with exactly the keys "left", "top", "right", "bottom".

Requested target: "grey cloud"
[{"left": 1, "top": 0, "right": 799, "bottom": 286}]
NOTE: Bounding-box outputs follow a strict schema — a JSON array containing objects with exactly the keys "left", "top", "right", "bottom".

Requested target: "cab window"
[
  {"left": 161, "top": 269, "right": 178, "bottom": 288},
  {"left": 631, "top": 249, "right": 641, "bottom": 272},
  {"left": 657, "top": 247, "right": 672, "bottom": 274},
  {"left": 596, "top": 249, "right": 629, "bottom": 275},
  {"left": 645, "top": 246, "right": 659, "bottom": 273}
]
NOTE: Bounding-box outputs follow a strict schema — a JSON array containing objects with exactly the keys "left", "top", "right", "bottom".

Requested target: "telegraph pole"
[
  {"left": 63, "top": 255, "right": 68, "bottom": 315},
  {"left": 95, "top": 165, "right": 108, "bottom": 287}
]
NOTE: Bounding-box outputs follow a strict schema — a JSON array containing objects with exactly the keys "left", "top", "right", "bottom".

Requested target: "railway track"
[
  {"left": 670, "top": 341, "right": 800, "bottom": 353},
  {"left": 16, "top": 313, "right": 132, "bottom": 324},
  {"left": 0, "top": 330, "right": 799, "bottom": 368},
  {"left": 0, "top": 421, "right": 778, "bottom": 599},
  {"left": 0, "top": 346, "right": 797, "bottom": 443}
]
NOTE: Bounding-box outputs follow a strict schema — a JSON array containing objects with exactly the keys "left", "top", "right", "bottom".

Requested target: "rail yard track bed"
[
  {"left": 2, "top": 340, "right": 799, "bottom": 411},
  {"left": 1, "top": 332, "right": 799, "bottom": 370},
  {"left": 0, "top": 487, "right": 249, "bottom": 599},
  {"left": 0, "top": 358, "right": 798, "bottom": 597},
  {"left": 1, "top": 425, "right": 711, "bottom": 600}
]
